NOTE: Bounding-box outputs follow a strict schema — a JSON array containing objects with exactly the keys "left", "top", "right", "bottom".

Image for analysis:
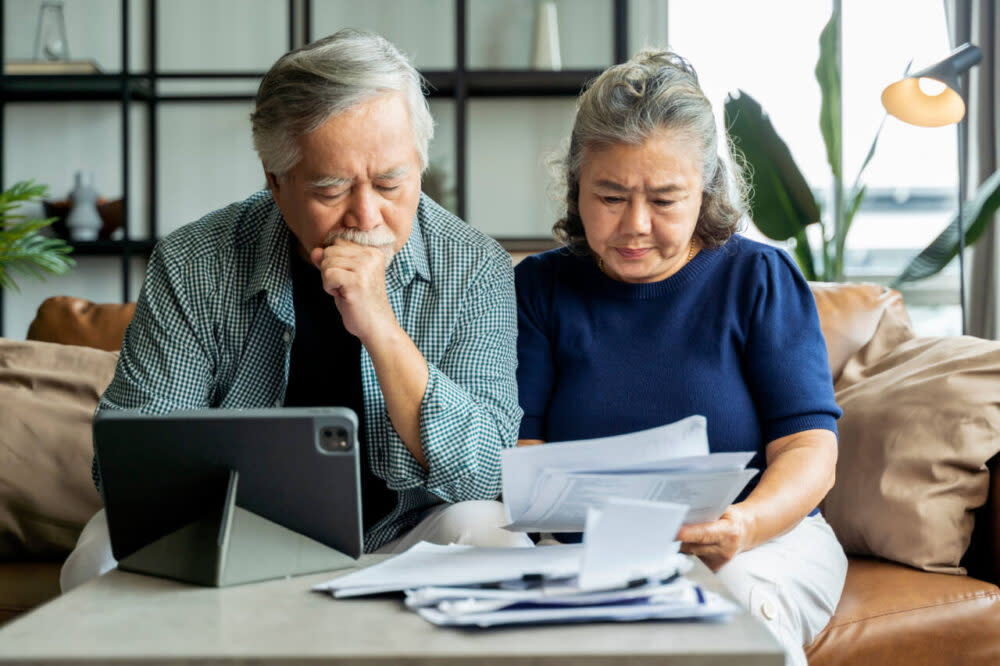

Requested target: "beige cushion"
[
  {"left": 823, "top": 310, "right": 1000, "bottom": 573},
  {"left": 0, "top": 338, "right": 115, "bottom": 559}
]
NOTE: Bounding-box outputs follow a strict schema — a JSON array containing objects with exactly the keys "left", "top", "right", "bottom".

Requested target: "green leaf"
[
  {"left": 725, "top": 91, "right": 820, "bottom": 241},
  {"left": 0, "top": 180, "right": 76, "bottom": 291},
  {"left": 816, "top": 4, "right": 842, "bottom": 182},
  {"left": 893, "top": 169, "right": 1000, "bottom": 286},
  {"left": 852, "top": 115, "right": 885, "bottom": 193},
  {"left": 834, "top": 184, "right": 867, "bottom": 279},
  {"left": 792, "top": 229, "right": 817, "bottom": 281},
  {"left": 834, "top": 117, "right": 884, "bottom": 273},
  {"left": 844, "top": 185, "right": 867, "bottom": 231}
]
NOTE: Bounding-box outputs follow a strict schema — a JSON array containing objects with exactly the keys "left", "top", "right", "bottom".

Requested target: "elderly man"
[{"left": 61, "top": 29, "right": 527, "bottom": 591}]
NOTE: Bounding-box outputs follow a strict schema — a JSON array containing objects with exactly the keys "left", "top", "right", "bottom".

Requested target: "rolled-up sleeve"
[{"left": 380, "top": 254, "right": 522, "bottom": 502}]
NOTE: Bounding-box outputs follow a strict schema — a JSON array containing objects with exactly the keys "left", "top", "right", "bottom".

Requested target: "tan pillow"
[
  {"left": 823, "top": 310, "right": 1000, "bottom": 573},
  {"left": 0, "top": 338, "right": 116, "bottom": 559}
]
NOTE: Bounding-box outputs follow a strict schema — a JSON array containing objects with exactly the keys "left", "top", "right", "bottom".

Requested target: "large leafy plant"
[
  {"left": 724, "top": 3, "right": 1000, "bottom": 286},
  {"left": 0, "top": 180, "right": 75, "bottom": 290}
]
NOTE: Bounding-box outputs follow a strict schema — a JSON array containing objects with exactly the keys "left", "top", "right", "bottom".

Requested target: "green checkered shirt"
[{"left": 95, "top": 191, "right": 522, "bottom": 551}]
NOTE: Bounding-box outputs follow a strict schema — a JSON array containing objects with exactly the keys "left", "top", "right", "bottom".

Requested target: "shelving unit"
[{"left": 0, "top": 0, "right": 633, "bottom": 337}]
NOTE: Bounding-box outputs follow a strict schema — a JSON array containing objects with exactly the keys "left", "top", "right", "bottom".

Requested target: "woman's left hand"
[{"left": 676, "top": 504, "right": 753, "bottom": 572}]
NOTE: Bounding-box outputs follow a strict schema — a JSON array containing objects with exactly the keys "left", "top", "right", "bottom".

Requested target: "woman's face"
[{"left": 578, "top": 130, "right": 703, "bottom": 283}]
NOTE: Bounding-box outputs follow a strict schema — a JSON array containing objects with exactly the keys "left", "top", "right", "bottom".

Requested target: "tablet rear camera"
[{"left": 318, "top": 426, "right": 352, "bottom": 453}]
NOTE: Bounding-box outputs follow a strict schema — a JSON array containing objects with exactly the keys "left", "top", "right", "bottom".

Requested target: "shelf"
[
  {"left": 422, "top": 71, "right": 456, "bottom": 97},
  {"left": 0, "top": 74, "right": 153, "bottom": 102},
  {"left": 66, "top": 239, "right": 157, "bottom": 256},
  {"left": 465, "top": 70, "right": 603, "bottom": 97},
  {"left": 497, "top": 238, "right": 561, "bottom": 253},
  {"left": 0, "top": 70, "right": 602, "bottom": 103},
  {"left": 426, "top": 70, "right": 603, "bottom": 98}
]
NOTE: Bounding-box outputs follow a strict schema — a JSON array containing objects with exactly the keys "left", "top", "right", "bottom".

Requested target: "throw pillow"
[
  {"left": 0, "top": 338, "right": 116, "bottom": 559},
  {"left": 823, "top": 309, "right": 1000, "bottom": 574}
]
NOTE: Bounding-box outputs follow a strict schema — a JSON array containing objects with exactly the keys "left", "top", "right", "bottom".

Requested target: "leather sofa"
[{"left": 1, "top": 284, "right": 999, "bottom": 665}]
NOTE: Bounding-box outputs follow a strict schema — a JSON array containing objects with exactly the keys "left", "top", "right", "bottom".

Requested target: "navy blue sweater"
[{"left": 515, "top": 235, "right": 841, "bottom": 499}]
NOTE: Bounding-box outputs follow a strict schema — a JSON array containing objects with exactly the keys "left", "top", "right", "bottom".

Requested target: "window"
[{"left": 669, "top": 0, "right": 960, "bottom": 335}]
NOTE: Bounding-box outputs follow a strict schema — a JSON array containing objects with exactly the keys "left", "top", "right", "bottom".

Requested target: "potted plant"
[
  {"left": 724, "top": 1, "right": 1000, "bottom": 286},
  {"left": 0, "top": 180, "right": 75, "bottom": 290}
]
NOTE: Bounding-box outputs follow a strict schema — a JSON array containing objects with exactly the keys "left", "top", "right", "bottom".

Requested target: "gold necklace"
[{"left": 598, "top": 239, "right": 697, "bottom": 275}]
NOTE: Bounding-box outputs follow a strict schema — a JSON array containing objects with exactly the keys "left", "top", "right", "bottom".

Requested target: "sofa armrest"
[
  {"left": 26, "top": 296, "right": 135, "bottom": 352},
  {"left": 964, "top": 455, "right": 1000, "bottom": 585},
  {"left": 808, "top": 282, "right": 912, "bottom": 383}
]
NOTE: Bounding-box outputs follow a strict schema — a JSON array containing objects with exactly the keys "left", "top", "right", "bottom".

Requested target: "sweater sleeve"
[
  {"left": 742, "top": 250, "right": 842, "bottom": 444},
  {"left": 514, "top": 254, "right": 556, "bottom": 440}
]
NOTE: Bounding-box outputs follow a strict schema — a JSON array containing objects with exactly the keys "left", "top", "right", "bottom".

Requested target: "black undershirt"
[{"left": 283, "top": 246, "right": 396, "bottom": 532}]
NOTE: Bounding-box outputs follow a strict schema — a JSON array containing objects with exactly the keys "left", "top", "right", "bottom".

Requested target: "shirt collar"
[{"left": 386, "top": 196, "right": 431, "bottom": 292}]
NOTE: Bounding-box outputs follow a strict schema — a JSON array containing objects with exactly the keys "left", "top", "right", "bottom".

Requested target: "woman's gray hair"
[
  {"left": 251, "top": 29, "right": 434, "bottom": 178},
  {"left": 553, "top": 49, "right": 748, "bottom": 252}
]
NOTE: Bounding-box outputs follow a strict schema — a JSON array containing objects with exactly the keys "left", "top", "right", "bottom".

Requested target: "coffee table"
[{"left": 0, "top": 555, "right": 784, "bottom": 665}]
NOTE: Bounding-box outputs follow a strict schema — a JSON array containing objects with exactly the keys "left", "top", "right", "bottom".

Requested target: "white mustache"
[{"left": 323, "top": 228, "right": 397, "bottom": 263}]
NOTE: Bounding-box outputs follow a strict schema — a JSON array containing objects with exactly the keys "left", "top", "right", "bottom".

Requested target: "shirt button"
[
  {"left": 273, "top": 399, "right": 281, "bottom": 408},
  {"left": 282, "top": 331, "right": 291, "bottom": 343},
  {"left": 760, "top": 600, "right": 778, "bottom": 621}
]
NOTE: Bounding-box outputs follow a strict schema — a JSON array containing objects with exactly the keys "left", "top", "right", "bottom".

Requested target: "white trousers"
[
  {"left": 60, "top": 500, "right": 531, "bottom": 593},
  {"left": 714, "top": 514, "right": 847, "bottom": 666}
]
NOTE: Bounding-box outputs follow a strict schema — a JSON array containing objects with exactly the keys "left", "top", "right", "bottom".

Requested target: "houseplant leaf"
[
  {"left": 0, "top": 180, "right": 75, "bottom": 291},
  {"left": 892, "top": 169, "right": 1000, "bottom": 286},
  {"left": 792, "top": 229, "right": 818, "bottom": 282},
  {"left": 725, "top": 91, "right": 820, "bottom": 242},
  {"left": 816, "top": 5, "right": 842, "bottom": 183}
]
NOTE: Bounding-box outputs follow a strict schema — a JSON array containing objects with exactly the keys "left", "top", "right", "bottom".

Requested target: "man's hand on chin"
[
  {"left": 311, "top": 239, "right": 397, "bottom": 344},
  {"left": 312, "top": 237, "right": 429, "bottom": 468}
]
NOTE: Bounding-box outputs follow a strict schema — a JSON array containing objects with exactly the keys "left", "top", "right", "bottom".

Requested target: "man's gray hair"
[
  {"left": 251, "top": 29, "right": 434, "bottom": 178},
  {"left": 553, "top": 49, "right": 748, "bottom": 252}
]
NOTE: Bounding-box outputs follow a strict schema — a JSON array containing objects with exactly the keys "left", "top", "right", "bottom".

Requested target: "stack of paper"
[
  {"left": 501, "top": 415, "right": 759, "bottom": 532},
  {"left": 314, "top": 499, "right": 740, "bottom": 628},
  {"left": 405, "top": 571, "right": 737, "bottom": 627}
]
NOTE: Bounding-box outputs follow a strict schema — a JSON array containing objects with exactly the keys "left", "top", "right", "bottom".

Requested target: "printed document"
[{"left": 501, "top": 415, "right": 758, "bottom": 532}]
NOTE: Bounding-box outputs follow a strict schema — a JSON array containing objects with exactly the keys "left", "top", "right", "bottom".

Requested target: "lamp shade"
[{"left": 881, "top": 43, "right": 982, "bottom": 128}]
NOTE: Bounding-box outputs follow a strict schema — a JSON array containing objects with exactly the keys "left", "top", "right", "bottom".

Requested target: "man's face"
[{"left": 268, "top": 92, "right": 423, "bottom": 263}]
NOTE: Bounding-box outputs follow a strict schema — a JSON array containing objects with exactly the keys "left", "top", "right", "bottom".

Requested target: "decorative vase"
[
  {"left": 532, "top": 1, "right": 562, "bottom": 71},
  {"left": 34, "top": 1, "right": 70, "bottom": 61},
  {"left": 66, "top": 171, "right": 102, "bottom": 241}
]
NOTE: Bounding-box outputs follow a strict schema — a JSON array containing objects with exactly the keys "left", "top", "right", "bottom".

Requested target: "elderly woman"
[{"left": 515, "top": 51, "right": 846, "bottom": 666}]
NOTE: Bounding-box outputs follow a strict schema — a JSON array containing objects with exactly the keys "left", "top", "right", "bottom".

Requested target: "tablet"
[{"left": 94, "top": 407, "right": 363, "bottom": 571}]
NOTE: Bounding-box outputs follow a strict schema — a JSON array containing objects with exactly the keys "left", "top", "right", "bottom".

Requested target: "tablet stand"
[{"left": 118, "top": 469, "right": 356, "bottom": 587}]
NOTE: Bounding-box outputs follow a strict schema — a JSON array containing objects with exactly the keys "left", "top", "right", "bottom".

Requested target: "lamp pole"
[
  {"left": 956, "top": 74, "right": 968, "bottom": 335},
  {"left": 880, "top": 42, "right": 980, "bottom": 336}
]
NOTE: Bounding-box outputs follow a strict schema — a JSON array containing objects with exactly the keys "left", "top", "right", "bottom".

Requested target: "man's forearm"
[{"left": 361, "top": 322, "right": 430, "bottom": 469}]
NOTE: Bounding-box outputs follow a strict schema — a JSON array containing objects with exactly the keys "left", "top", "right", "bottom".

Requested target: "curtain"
[{"left": 950, "top": 0, "right": 1000, "bottom": 339}]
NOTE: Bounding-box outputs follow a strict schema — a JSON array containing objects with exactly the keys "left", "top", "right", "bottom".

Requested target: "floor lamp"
[{"left": 881, "top": 42, "right": 982, "bottom": 335}]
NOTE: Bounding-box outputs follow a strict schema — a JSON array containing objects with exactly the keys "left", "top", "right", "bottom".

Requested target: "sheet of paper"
[
  {"left": 501, "top": 415, "right": 709, "bottom": 522},
  {"left": 402, "top": 575, "right": 691, "bottom": 610},
  {"left": 579, "top": 451, "right": 756, "bottom": 475},
  {"left": 578, "top": 498, "right": 688, "bottom": 591},
  {"left": 313, "top": 541, "right": 584, "bottom": 597},
  {"left": 505, "top": 467, "right": 758, "bottom": 532},
  {"left": 407, "top": 576, "right": 697, "bottom": 615},
  {"left": 415, "top": 588, "right": 740, "bottom": 627}
]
